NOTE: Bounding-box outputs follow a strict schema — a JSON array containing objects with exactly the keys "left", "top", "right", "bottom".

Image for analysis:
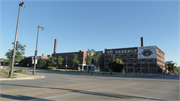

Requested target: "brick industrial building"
[
  {"left": 104, "top": 37, "right": 165, "bottom": 74},
  {"left": 50, "top": 37, "right": 165, "bottom": 73},
  {"left": 52, "top": 39, "right": 104, "bottom": 70}
]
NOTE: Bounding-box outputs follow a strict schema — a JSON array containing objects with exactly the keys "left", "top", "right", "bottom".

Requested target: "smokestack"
[
  {"left": 54, "top": 39, "right": 57, "bottom": 54},
  {"left": 141, "top": 37, "right": 144, "bottom": 47}
]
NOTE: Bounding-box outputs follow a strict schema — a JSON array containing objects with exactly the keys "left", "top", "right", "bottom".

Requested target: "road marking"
[
  {"left": 91, "top": 83, "right": 179, "bottom": 95},
  {"left": 27, "top": 88, "right": 99, "bottom": 101},
  {"left": 117, "top": 86, "right": 180, "bottom": 95},
  {"left": 66, "top": 84, "right": 171, "bottom": 101},
  {"left": 97, "top": 88, "right": 171, "bottom": 101}
]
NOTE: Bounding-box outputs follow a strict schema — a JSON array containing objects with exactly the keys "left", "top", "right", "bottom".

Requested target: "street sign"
[{"left": 12, "top": 42, "right": 14, "bottom": 44}]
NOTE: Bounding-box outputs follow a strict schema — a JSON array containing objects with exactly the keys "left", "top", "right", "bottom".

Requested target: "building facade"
[
  {"left": 104, "top": 46, "right": 165, "bottom": 74},
  {"left": 52, "top": 50, "right": 88, "bottom": 69},
  {"left": 52, "top": 50, "right": 104, "bottom": 71}
]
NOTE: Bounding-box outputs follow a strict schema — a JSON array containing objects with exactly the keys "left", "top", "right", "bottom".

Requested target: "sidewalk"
[{"left": 0, "top": 73, "right": 45, "bottom": 80}]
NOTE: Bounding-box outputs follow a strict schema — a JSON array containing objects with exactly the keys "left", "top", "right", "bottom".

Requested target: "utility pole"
[{"left": 9, "top": 2, "right": 25, "bottom": 77}]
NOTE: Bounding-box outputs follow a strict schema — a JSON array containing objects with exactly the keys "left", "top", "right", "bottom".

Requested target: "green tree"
[
  {"left": 37, "top": 58, "right": 46, "bottom": 68},
  {"left": 167, "top": 63, "right": 174, "bottom": 73},
  {"left": 71, "top": 54, "right": 79, "bottom": 70},
  {"left": 108, "top": 58, "right": 124, "bottom": 72},
  {"left": 5, "top": 41, "right": 26, "bottom": 64},
  {"left": 92, "top": 52, "right": 101, "bottom": 66},
  {"left": 85, "top": 49, "right": 101, "bottom": 73},
  {"left": 57, "top": 56, "right": 64, "bottom": 68},
  {"left": 173, "top": 66, "right": 179, "bottom": 73},
  {"left": 47, "top": 57, "right": 56, "bottom": 67},
  {"left": 85, "top": 49, "right": 95, "bottom": 72}
]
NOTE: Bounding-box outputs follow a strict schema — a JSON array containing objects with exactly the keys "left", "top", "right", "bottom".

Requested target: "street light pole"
[
  {"left": 9, "top": 2, "right": 25, "bottom": 77},
  {"left": 33, "top": 25, "right": 44, "bottom": 75}
]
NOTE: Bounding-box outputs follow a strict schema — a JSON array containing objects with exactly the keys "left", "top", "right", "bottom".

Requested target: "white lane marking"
[
  {"left": 97, "top": 88, "right": 171, "bottom": 101},
  {"left": 66, "top": 84, "right": 171, "bottom": 101},
  {"left": 94, "top": 83, "right": 179, "bottom": 95},
  {"left": 117, "top": 86, "right": 179, "bottom": 95},
  {"left": 27, "top": 88, "right": 99, "bottom": 101}
]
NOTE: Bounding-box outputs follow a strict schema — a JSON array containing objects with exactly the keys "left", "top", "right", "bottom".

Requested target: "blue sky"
[{"left": 0, "top": 0, "right": 179, "bottom": 66}]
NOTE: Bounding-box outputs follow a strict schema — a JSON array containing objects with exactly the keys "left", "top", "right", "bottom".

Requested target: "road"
[{"left": 0, "top": 66, "right": 179, "bottom": 101}]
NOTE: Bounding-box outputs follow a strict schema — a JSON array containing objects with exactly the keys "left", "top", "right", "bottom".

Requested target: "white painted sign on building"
[{"left": 138, "top": 46, "right": 157, "bottom": 59}]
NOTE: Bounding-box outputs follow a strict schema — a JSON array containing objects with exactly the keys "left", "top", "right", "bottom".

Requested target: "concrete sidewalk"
[{"left": 0, "top": 73, "right": 45, "bottom": 80}]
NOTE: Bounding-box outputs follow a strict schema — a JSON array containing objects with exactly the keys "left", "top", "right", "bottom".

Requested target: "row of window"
[
  {"left": 105, "top": 63, "right": 157, "bottom": 67},
  {"left": 105, "top": 54, "right": 138, "bottom": 58},
  {"left": 105, "top": 58, "right": 156, "bottom": 62},
  {"left": 54, "top": 53, "right": 83, "bottom": 57},
  {"left": 107, "top": 49, "right": 137, "bottom": 54},
  {"left": 157, "top": 54, "right": 164, "bottom": 60}
]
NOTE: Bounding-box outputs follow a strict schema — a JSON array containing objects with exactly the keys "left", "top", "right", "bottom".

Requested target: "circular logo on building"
[{"left": 142, "top": 49, "right": 152, "bottom": 57}]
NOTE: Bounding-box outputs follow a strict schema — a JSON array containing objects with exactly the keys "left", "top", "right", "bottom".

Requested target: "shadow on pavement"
[
  {"left": 1, "top": 93, "right": 54, "bottom": 101},
  {"left": 0, "top": 83, "right": 166, "bottom": 101}
]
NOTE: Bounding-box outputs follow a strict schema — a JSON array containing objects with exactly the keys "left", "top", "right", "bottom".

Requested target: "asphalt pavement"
[{"left": 0, "top": 66, "right": 179, "bottom": 101}]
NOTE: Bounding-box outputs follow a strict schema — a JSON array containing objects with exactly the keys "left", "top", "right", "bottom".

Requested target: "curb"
[{"left": 0, "top": 76, "right": 45, "bottom": 80}]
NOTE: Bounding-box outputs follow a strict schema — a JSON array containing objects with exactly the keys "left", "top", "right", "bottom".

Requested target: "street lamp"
[
  {"left": 9, "top": 2, "right": 25, "bottom": 77},
  {"left": 33, "top": 25, "right": 44, "bottom": 75},
  {"left": 109, "top": 50, "right": 113, "bottom": 75}
]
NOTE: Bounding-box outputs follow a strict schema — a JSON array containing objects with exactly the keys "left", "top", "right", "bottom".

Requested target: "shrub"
[
  {"left": 0, "top": 69, "right": 17, "bottom": 77},
  {"left": 0, "top": 69, "right": 9, "bottom": 76},
  {"left": 14, "top": 69, "right": 26, "bottom": 73},
  {"left": 47, "top": 66, "right": 52, "bottom": 69},
  {"left": 6, "top": 66, "right": 11, "bottom": 71},
  {"left": 37, "top": 58, "right": 46, "bottom": 68},
  {"left": 47, "top": 66, "right": 56, "bottom": 70}
]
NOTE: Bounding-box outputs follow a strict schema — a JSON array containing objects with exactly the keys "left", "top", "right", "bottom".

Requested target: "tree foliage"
[
  {"left": 173, "top": 66, "right": 179, "bottom": 73},
  {"left": 5, "top": 41, "right": 26, "bottom": 64},
  {"left": 71, "top": 54, "right": 79, "bottom": 67},
  {"left": 47, "top": 57, "right": 56, "bottom": 66},
  {"left": 92, "top": 52, "right": 101, "bottom": 65},
  {"left": 108, "top": 58, "right": 124, "bottom": 72},
  {"left": 37, "top": 58, "right": 46, "bottom": 68},
  {"left": 167, "top": 63, "right": 174, "bottom": 72},
  {"left": 85, "top": 49, "right": 101, "bottom": 65},
  {"left": 57, "top": 56, "right": 64, "bottom": 66},
  {"left": 85, "top": 49, "right": 95, "bottom": 64}
]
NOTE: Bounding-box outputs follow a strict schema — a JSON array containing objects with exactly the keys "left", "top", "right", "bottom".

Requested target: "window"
[
  {"left": 122, "top": 50, "right": 124, "bottom": 53},
  {"left": 128, "top": 50, "right": 130, "bottom": 53},
  {"left": 124, "top": 50, "right": 126, "bottom": 53},
  {"left": 119, "top": 50, "right": 121, "bottom": 53},
  {"left": 79, "top": 57, "right": 83, "bottom": 60}
]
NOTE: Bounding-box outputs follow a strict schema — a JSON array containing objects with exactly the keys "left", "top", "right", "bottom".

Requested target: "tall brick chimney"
[
  {"left": 141, "top": 37, "right": 144, "bottom": 47},
  {"left": 54, "top": 39, "right": 57, "bottom": 54}
]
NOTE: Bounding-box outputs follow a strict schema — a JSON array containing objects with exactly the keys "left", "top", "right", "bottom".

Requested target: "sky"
[{"left": 0, "top": 0, "right": 179, "bottom": 66}]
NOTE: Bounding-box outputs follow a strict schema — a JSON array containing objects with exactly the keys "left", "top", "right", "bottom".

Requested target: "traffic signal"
[
  {"left": 135, "top": 62, "right": 137, "bottom": 66},
  {"left": 35, "top": 50, "right": 37, "bottom": 56}
]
